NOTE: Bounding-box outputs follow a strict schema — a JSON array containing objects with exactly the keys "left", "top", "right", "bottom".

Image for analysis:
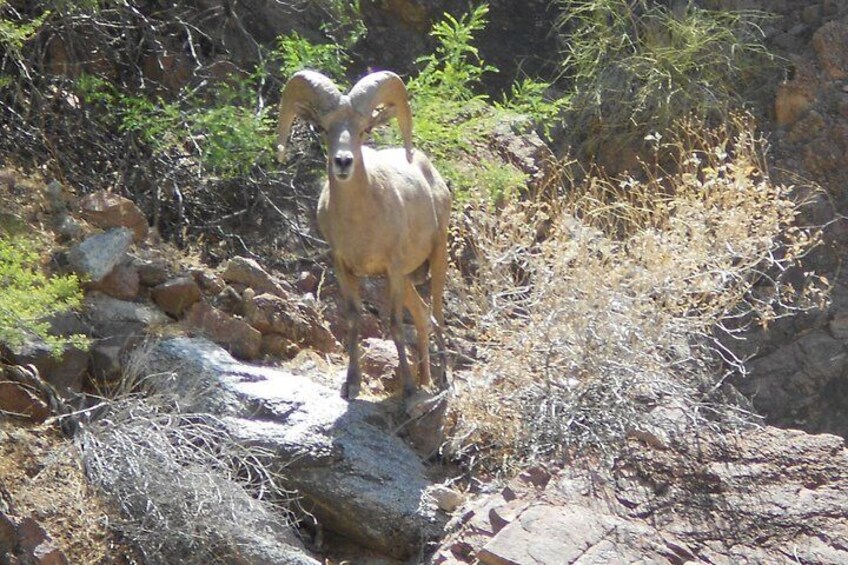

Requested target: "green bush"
[
  {"left": 555, "top": 0, "right": 776, "bottom": 161},
  {"left": 0, "top": 229, "right": 87, "bottom": 356},
  {"left": 377, "top": 4, "right": 559, "bottom": 203}
]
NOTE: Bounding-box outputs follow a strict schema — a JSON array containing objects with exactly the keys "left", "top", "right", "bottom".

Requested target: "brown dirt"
[{"left": 0, "top": 420, "right": 137, "bottom": 564}]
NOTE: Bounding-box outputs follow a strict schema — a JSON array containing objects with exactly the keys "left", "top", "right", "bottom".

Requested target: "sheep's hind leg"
[
  {"left": 428, "top": 233, "right": 449, "bottom": 390},
  {"left": 388, "top": 272, "right": 416, "bottom": 397},
  {"left": 404, "top": 278, "right": 432, "bottom": 388},
  {"left": 336, "top": 263, "right": 362, "bottom": 400}
]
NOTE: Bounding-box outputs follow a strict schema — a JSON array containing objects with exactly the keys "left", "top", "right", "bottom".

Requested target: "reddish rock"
[
  {"left": 244, "top": 292, "right": 338, "bottom": 354},
  {"left": 261, "top": 333, "right": 299, "bottom": 358},
  {"left": 813, "top": 21, "right": 848, "bottom": 80},
  {"left": 221, "top": 256, "right": 291, "bottom": 298},
  {"left": 183, "top": 302, "right": 261, "bottom": 360},
  {"left": 89, "top": 262, "right": 139, "bottom": 300},
  {"left": 16, "top": 517, "right": 69, "bottom": 565},
  {"left": 0, "top": 382, "right": 50, "bottom": 423},
  {"left": 152, "top": 276, "right": 202, "bottom": 317},
  {"left": 295, "top": 270, "right": 320, "bottom": 294},
  {"left": 775, "top": 78, "right": 817, "bottom": 127},
  {"left": 79, "top": 190, "right": 148, "bottom": 242},
  {"left": 191, "top": 268, "right": 226, "bottom": 295}
]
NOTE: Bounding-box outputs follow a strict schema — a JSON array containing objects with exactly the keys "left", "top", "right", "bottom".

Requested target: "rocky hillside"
[{"left": 2, "top": 1, "right": 848, "bottom": 564}]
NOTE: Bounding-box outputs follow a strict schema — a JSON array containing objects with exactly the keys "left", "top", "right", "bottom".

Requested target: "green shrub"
[
  {"left": 377, "top": 4, "right": 558, "bottom": 204},
  {"left": 0, "top": 229, "right": 87, "bottom": 356},
  {"left": 555, "top": 0, "right": 776, "bottom": 161},
  {"left": 275, "top": 32, "right": 352, "bottom": 83},
  {"left": 75, "top": 71, "right": 276, "bottom": 180}
]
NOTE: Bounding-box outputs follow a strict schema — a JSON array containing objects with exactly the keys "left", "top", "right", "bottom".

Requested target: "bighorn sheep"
[{"left": 276, "top": 70, "right": 451, "bottom": 400}]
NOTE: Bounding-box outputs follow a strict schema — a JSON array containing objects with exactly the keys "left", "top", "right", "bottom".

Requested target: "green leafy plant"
[
  {"left": 0, "top": 2, "right": 48, "bottom": 52},
  {"left": 275, "top": 32, "right": 352, "bottom": 83},
  {"left": 76, "top": 72, "right": 275, "bottom": 179},
  {"left": 497, "top": 77, "right": 569, "bottom": 141},
  {"left": 0, "top": 230, "right": 87, "bottom": 356},
  {"left": 555, "top": 0, "right": 776, "bottom": 162}
]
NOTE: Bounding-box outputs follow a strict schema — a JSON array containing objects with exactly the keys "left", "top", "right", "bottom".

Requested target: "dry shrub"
[
  {"left": 78, "top": 345, "right": 306, "bottom": 565},
  {"left": 447, "top": 116, "right": 827, "bottom": 474}
]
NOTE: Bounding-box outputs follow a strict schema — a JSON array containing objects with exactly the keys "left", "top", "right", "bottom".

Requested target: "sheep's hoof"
[{"left": 341, "top": 381, "right": 361, "bottom": 400}]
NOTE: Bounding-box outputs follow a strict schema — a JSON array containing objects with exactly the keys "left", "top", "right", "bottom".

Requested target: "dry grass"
[
  {"left": 0, "top": 421, "right": 136, "bottom": 564},
  {"left": 446, "top": 116, "right": 828, "bottom": 475},
  {"left": 77, "top": 344, "right": 305, "bottom": 565}
]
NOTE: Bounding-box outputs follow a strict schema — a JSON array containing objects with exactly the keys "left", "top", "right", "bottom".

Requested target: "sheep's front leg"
[
  {"left": 388, "top": 272, "right": 416, "bottom": 397},
  {"left": 335, "top": 261, "right": 363, "bottom": 400}
]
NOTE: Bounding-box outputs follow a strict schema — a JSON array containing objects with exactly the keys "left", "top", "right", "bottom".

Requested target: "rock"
[
  {"left": 221, "top": 256, "right": 291, "bottom": 298},
  {"left": 491, "top": 115, "right": 555, "bottom": 193},
  {"left": 260, "top": 332, "right": 299, "bottom": 358},
  {"left": 144, "top": 337, "right": 448, "bottom": 559},
  {"left": 89, "top": 340, "right": 124, "bottom": 383},
  {"left": 4, "top": 335, "right": 88, "bottom": 398},
  {"left": 43, "top": 180, "right": 69, "bottom": 214},
  {"left": 132, "top": 255, "right": 171, "bottom": 287},
  {"left": 53, "top": 212, "right": 84, "bottom": 241},
  {"left": 738, "top": 329, "right": 848, "bottom": 436},
  {"left": 487, "top": 498, "right": 528, "bottom": 534},
  {"left": 428, "top": 485, "right": 465, "bottom": 514},
  {"left": 79, "top": 190, "right": 149, "bottom": 242},
  {"left": 774, "top": 78, "right": 816, "bottom": 127},
  {"left": 88, "top": 262, "right": 139, "bottom": 300},
  {"left": 296, "top": 270, "right": 320, "bottom": 294},
  {"left": 84, "top": 291, "right": 171, "bottom": 327},
  {"left": 517, "top": 466, "right": 551, "bottom": 489},
  {"left": 191, "top": 268, "right": 226, "bottom": 295},
  {"left": 244, "top": 292, "right": 338, "bottom": 354},
  {"left": 359, "top": 338, "right": 404, "bottom": 392},
  {"left": 812, "top": 21, "right": 848, "bottom": 80},
  {"left": 84, "top": 292, "right": 172, "bottom": 374},
  {"left": 67, "top": 228, "right": 134, "bottom": 283},
  {"left": 403, "top": 390, "right": 448, "bottom": 458},
  {"left": 10, "top": 515, "right": 69, "bottom": 565},
  {"left": 0, "top": 511, "right": 15, "bottom": 554},
  {"left": 0, "top": 380, "right": 50, "bottom": 423},
  {"left": 183, "top": 302, "right": 262, "bottom": 360},
  {"left": 478, "top": 505, "right": 626, "bottom": 565},
  {"left": 434, "top": 427, "right": 848, "bottom": 564},
  {"left": 829, "top": 312, "right": 848, "bottom": 339},
  {"left": 151, "top": 276, "right": 203, "bottom": 317},
  {"left": 211, "top": 285, "right": 244, "bottom": 316}
]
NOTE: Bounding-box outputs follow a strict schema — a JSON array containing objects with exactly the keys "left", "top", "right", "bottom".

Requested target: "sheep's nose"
[{"left": 334, "top": 155, "right": 354, "bottom": 170}]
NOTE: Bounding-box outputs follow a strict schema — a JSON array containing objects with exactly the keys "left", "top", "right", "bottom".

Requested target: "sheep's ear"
[{"left": 369, "top": 104, "right": 396, "bottom": 129}]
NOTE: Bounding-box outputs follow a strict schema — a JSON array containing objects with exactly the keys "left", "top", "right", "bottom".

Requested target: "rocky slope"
[{"left": 3, "top": 1, "right": 848, "bottom": 564}]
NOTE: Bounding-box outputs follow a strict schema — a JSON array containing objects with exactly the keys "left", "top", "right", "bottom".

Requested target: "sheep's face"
[{"left": 320, "top": 103, "right": 370, "bottom": 183}]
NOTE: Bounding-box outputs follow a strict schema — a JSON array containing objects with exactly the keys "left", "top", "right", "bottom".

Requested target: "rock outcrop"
[
  {"left": 143, "top": 337, "right": 449, "bottom": 559},
  {"left": 434, "top": 427, "right": 848, "bottom": 564}
]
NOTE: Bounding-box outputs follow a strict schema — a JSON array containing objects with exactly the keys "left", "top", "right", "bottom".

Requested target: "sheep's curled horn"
[{"left": 276, "top": 70, "right": 414, "bottom": 163}]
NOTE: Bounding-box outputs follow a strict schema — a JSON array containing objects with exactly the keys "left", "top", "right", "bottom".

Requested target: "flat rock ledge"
[{"left": 146, "top": 337, "right": 447, "bottom": 559}]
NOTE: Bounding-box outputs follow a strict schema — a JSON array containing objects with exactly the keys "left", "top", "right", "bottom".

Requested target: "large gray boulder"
[{"left": 145, "top": 337, "right": 448, "bottom": 559}]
